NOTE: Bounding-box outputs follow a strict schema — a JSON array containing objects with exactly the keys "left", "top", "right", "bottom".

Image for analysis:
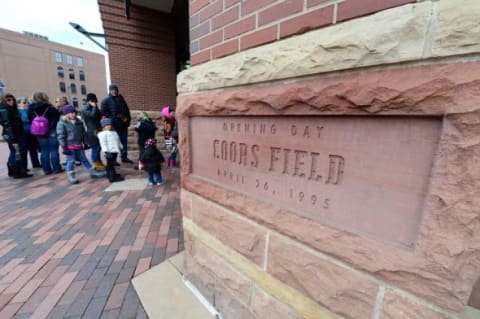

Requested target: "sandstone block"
[
  {"left": 215, "top": 282, "right": 256, "bottom": 319},
  {"left": 180, "top": 190, "right": 192, "bottom": 219},
  {"left": 380, "top": 289, "right": 450, "bottom": 319},
  {"left": 432, "top": 0, "right": 480, "bottom": 56},
  {"left": 184, "top": 231, "right": 215, "bottom": 303},
  {"left": 178, "top": 2, "right": 432, "bottom": 93},
  {"left": 186, "top": 229, "right": 252, "bottom": 304},
  {"left": 251, "top": 286, "right": 302, "bottom": 319},
  {"left": 267, "top": 235, "right": 378, "bottom": 318},
  {"left": 191, "top": 195, "right": 266, "bottom": 266}
]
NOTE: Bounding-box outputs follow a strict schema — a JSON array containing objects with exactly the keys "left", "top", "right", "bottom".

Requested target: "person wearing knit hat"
[
  {"left": 81, "top": 92, "right": 105, "bottom": 172},
  {"left": 97, "top": 117, "right": 124, "bottom": 183},
  {"left": 56, "top": 104, "right": 105, "bottom": 184},
  {"left": 100, "top": 83, "right": 133, "bottom": 164}
]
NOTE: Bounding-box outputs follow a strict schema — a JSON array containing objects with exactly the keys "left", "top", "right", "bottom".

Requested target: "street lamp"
[{"left": 69, "top": 22, "right": 108, "bottom": 52}]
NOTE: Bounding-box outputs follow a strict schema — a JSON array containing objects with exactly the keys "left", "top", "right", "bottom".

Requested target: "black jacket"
[
  {"left": 0, "top": 103, "right": 24, "bottom": 142},
  {"left": 140, "top": 146, "right": 164, "bottom": 173},
  {"left": 81, "top": 104, "right": 101, "bottom": 146},
  {"left": 100, "top": 94, "right": 131, "bottom": 129},
  {"left": 134, "top": 119, "right": 157, "bottom": 147}
]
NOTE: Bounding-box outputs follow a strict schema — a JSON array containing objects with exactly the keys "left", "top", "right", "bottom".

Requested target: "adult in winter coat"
[
  {"left": 28, "top": 91, "right": 63, "bottom": 175},
  {"left": 100, "top": 84, "right": 132, "bottom": 164},
  {"left": 56, "top": 105, "right": 105, "bottom": 184},
  {"left": 0, "top": 93, "right": 32, "bottom": 178},
  {"left": 81, "top": 93, "right": 104, "bottom": 171}
]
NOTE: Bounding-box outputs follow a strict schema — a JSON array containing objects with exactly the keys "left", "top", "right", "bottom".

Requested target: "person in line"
[
  {"left": 28, "top": 91, "right": 63, "bottom": 175},
  {"left": 54, "top": 96, "right": 69, "bottom": 113},
  {"left": 17, "top": 97, "right": 40, "bottom": 169},
  {"left": 81, "top": 93, "right": 104, "bottom": 171},
  {"left": 56, "top": 105, "right": 105, "bottom": 184},
  {"left": 134, "top": 112, "right": 157, "bottom": 170},
  {"left": 100, "top": 83, "right": 133, "bottom": 164},
  {"left": 97, "top": 117, "right": 124, "bottom": 183},
  {"left": 162, "top": 106, "right": 178, "bottom": 168},
  {"left": 55, "top": 96, "right": 81, "bottom": 166},
  {"left": 139, "top": 138, "right": 164, "bottom": 186},
  {"left": 0, "top": 93, "right": 32, "bottom": 178}
]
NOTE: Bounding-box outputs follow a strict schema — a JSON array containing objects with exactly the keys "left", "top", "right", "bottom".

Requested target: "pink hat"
[{"left": 162, "top": 106, "right": 172, "bottom": 119}]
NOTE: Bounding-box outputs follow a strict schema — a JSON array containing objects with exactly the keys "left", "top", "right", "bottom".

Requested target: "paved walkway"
[{"left": 0, "top": 142, "right": 183, "bottom": 318}]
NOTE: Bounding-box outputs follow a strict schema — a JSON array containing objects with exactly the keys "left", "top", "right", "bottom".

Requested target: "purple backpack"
[{"left": 30, "top": 108, "right": 50, "bottom": 136}]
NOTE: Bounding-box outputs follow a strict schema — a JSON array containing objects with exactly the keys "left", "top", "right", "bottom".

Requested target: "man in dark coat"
[
  {"left": 100, "top": 84, "right": 133, "bottom": 164},
  {"left": 82, "top": 93, "right": 104, "bottom": 170}
]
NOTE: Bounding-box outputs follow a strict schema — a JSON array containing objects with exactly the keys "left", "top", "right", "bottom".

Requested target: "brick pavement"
[{"left": 0, "top": 142, "right": 183, "bottom": 318}]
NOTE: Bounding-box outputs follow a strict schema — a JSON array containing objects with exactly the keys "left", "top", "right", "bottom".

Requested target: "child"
[
  {"left": 97, "top": 118, "right": 124, "bottom": 183},
  {"left": 140, "top": 138, "right": 165, "bottom": 186},
  {"left": 134, "top": 112, "right": 157, "bottom": 169},
  {"left": 56, "top": 105, "right": 105, "bottom": 184}
]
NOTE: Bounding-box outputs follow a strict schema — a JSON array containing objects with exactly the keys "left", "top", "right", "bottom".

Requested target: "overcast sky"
[{"left": 0, "top": 0, "right": 106, "bottom": 55}]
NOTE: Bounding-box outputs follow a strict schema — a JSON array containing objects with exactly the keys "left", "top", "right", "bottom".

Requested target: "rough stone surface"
[
  {"left": 267, "top": 235, "right": 378, "bottom": 319},
  {"left": 380, "top": 289, "right": 450, "bottom": 319},
  {"left": 178, "top": 2, "right": 431, "bottom": 93},
  {"left": 251, "top": 283, "right": 307, "bottom": 319},
  {"left": 190, "top": 195, "right": 267, "bottom": 266},
  {"left": 185, "top": 229, "right": 252, "bottom": 304},
  {"left": 180, "top": 189, "right": 192, "bottom": 219},
  {"left": 215, "top": 282, "right": 256, "bottom": 319},
  {"left": 177, "top": 61, "right": 480, "bottom": 312},
  {"left": 178, "top": 0, "right": 480, "bottom": 93},
  {"left": 432, "top": 0, "right": 480, "bottom": 56},
  {"left": 184, "top": 232, "right": 215, "bottom": 304}
]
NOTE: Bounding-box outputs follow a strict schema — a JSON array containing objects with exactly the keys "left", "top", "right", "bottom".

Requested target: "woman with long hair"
[{"left": 0, "top": 93, "right": 32, "bottom": 178}]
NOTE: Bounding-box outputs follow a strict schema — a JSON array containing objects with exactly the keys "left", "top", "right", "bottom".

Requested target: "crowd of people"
[{"left": 0, "top": 83, "right": 178, "bottom": 186}]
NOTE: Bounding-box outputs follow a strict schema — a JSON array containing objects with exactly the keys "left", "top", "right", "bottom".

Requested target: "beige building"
[{"left": 0, "top": 27, "right": 107, "bottom": 106}]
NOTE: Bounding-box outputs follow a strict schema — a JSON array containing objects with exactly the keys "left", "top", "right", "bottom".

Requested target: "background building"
[{"left": 0, "top": 27, "right": 107, "bottom": 106}]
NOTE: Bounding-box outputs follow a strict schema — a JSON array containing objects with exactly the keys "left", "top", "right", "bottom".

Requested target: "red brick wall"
[
  {"left": 190, "top": 0, "right": 415, "bottom": 65},
  {"left": 98, "top": 0, "right": 177, "bottom": 112}
]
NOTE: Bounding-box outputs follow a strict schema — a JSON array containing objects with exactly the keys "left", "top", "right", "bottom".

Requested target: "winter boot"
[
  {"left": 112, "top": 174, "right": 124, "bottom": 183},
  {"left": 7, "top": 165, "right": 14, "bottom": 177},
  {"left": 93, "top": 161, "right": 106, "bottom": 171},
  {"left": 14, "top": 166, "right": 33, "bottom": 179},
  {"left": 89, "top": 168, "right": 106, "bottom": 178},
  {"left": 67, "top": 171, "right": 79, "bottom": 184}
]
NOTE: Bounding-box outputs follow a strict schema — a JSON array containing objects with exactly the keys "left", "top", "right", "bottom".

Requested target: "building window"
[
  {"left": 67, "top": 55, "right": 73, "bottom": 65},
  {"left": 55, "top": 52, "right": 62, "bottom": 63},
  {"left": 57, "top": 66, "right": 64, "bottom": 78},
  {"left": 79, "top": 70, "right": 85, "bottom": 81},
  {"left": 80, "top": 84, "right": 87, "bottom": 95},
  {"left": 59, "top": 82, "right": 66, "bottom": 93},
  {"left": 72, "top": 97, "right": 78, "bottom": 108},
  {"left": 82, "top": 98, "right": 87, "bottom": 107},
  {"left": 70, "top": 83, "right": 77, "bottom": 94},
  {"left": 69, "top": 69, "right": 75, "bottom": 80},
  {"left": 77, "top": 57, "right": 84, "bottom": 67}
]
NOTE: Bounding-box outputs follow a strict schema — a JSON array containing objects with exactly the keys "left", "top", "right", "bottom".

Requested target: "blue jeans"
[
  {"left": 90, "top": 145, "right": 101, "bottom": 162},
  {"left": 147, "top": 170, "right": 163, "bottom": 184},
  {"left": 38, "top": 135, "right": 61, "bottom": 173},
  {"left": 5, "top": 134, "right": 27, "bottom": 169},
  {"left": 117, "top": 127, "right": 128, "bottom": 161},
  {"left": 66, "top": 150, "right": 92, "bottom": 172}
]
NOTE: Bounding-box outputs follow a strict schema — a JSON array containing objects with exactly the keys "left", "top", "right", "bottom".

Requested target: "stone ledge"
[
  {"left": 132, "top": 252, "right": 217, "bottom": 319},
  {"left": 178, "top": 0, "right": 480, "bottom": 93}
]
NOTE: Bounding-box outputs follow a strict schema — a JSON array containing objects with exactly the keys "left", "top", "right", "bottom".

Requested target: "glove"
[
  {"left": 83, "top": 143, "right": 91, "bottom": 150},
  {"left": 62, "top": 146, "right": 72, "bottom": 155}
]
